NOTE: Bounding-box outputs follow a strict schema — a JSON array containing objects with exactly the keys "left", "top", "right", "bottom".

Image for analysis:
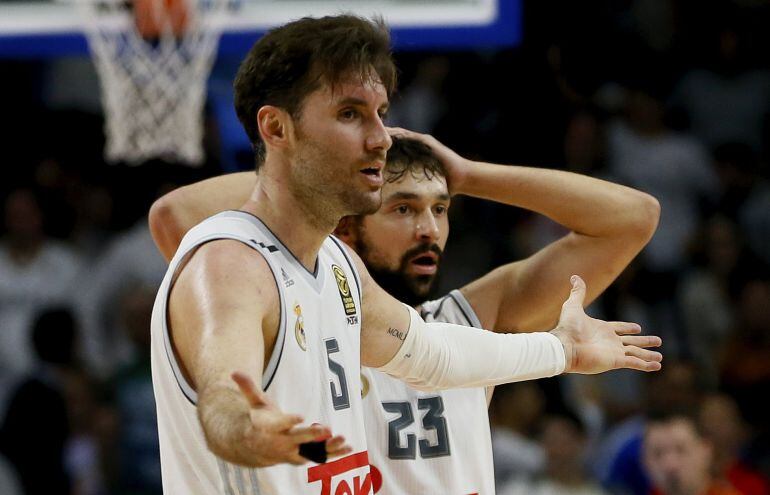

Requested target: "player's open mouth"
[
  {"left": 360, "top": 166, "right": 384, "bottom": 187},
  {"left": 410, "top": 252, "right": 438, "bottom": 275}
]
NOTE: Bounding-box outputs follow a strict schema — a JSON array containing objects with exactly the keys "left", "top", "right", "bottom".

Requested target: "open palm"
[{"left": 551, "top": 276, "right": 663, "bottom": 374}]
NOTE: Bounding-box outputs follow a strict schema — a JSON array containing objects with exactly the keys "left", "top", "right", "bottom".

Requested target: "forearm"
[
  {"left": 458, "top": 161, "right": 659, "bottom": 238},
  {"left": 149, "top": 172, "right": 257, "bottom": 260},
  {"left": 377, "top": 306, "right": 566, "bottom": 391},
  {"left": 197, "top": 384, "right": 253, "bottom": 465}
]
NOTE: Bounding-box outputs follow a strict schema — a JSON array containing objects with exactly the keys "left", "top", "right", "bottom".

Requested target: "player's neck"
[{"left": 241, "top": 173, "right": 338, "bottom": 272}]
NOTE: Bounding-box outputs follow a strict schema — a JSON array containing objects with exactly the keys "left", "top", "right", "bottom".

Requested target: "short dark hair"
[
  {"left": 543, "top": 408, "right": 587, "bottom": 437},
  {"left": 233, "top": 15, "right": 397, "bottom": 170},
  {"left": 385, "top": 137, "right": 446, "bottom": 183},
  {"left": 645, "top": 406, "right": 706, "bottom": 439}
]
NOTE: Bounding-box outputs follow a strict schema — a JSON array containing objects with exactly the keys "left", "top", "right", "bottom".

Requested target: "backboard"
[{"left": 0, "top": 0, "right": 521, "bottom": 57}]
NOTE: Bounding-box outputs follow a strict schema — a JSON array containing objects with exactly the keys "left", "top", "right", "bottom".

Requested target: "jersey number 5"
[
  {"left": 325, "top": 338, "right": 350, "bottom": 410},
  {"left": 382, "top": 397, "right": 450, "bottom": 459}
]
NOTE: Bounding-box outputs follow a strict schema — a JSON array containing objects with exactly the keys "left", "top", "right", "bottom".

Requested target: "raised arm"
[
  {"left": 149, "top": 172, "right": 256, "bottom": 261},
  {"left": 168, "top": 240, "right": 349, "bottom": 466},
  {"left": 389, "top": 127, "right": 660, "bottom": 332}
]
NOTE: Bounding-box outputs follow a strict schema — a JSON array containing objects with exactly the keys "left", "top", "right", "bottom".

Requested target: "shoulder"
[
  {"left": 177, "top": 239, "right": 279, "bottom": 305},
  {"left": 190, "top": 238, "right": 268, "bottom": 270}
]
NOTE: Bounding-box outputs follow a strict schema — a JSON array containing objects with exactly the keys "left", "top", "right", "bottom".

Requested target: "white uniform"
[
  {"left": 151, "top": 210, "right": 373, "bottom": 495},
  {"left": 362, "top": 290, "right": 495, "bottom": 495}
]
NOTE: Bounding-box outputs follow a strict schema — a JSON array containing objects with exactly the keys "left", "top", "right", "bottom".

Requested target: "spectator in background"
[
  {"left": 103, "top": 284, "right": 161, "bottom": 495},
  {"left": 490, "top": 382, "right": 547, "bottom": 488},
  {"left": 720, "top": 270, "right": 770, "bottom": 432},
  {"left": 607, "top": 81, "right": 718, "bottom": 355},
  {"left": 708, "top": 143, "right": 770, "bottom": 268},
  {"left": 678, "top": 216, "right": 742, "bottom": 385},
  {"left": 75, "top": 214, "right": 166, "bottom": 379},
  {"left": 520, "top": 108, "right": 611, "bottom": 253},
  {"left": 643, "top": 408, "right": 743, "bottom": 495},
  {"left": 598, "top": 360, "right": 705, "bottom": 495},
  {"left": 608, "top": 82, "right": 717, "bottom": 273},
  {"left": 670, "top": 24, "right": 770, "bottom": 153},
  {"left": 499, "top": 410, "right": 609, "bottom": 495},
  {"left": 563, "top": 108, "right": 608, "bottom": 177},
  {"left": 0, "top": 308, "right": 78, "bottom": 495},
  {"left": 0, "top": 188, "right": 81, "bottom": 413},
  {"left": 698, "top": 393, "right": 770, "bottom": 495},
  {"left": 387, "top": 56, "right": 450, "bottom": 134}
]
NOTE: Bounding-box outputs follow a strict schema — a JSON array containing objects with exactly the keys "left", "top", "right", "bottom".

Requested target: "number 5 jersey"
[{"left": 150, "top": 210, "right": 372, "bottom": 495}]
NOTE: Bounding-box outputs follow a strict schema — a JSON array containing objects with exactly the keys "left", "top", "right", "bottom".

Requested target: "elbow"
[
  {"left": 148, "top": 194, "right": 182, "bottom": 262},
  {"left": 148, "top": 196, "right": 169, "bottom": 238},
  {"left": 626, "top": 191, "right": 661, "bottom": 243}
]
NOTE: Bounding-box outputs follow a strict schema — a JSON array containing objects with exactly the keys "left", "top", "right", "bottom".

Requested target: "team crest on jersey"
[
  {"left": 294, "top": 303, "right": 307, "bottom": 351},
  {"left": 332, "top": 264, "right": 357, "bottom": 317},
  {"left": 360, "top": 373, "right": 370, "bottom": 399}
]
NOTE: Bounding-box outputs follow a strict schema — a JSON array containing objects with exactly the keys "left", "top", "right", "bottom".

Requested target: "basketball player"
[
  {"left": 149, "top": 15, "right": 663, "bottom": 495},
  {"left": 152, "top": 133, "right": 660, "bottom": 494}
]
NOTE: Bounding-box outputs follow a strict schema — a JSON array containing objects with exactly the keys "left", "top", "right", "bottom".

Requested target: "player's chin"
[
  {"left": 408, "top": 275, "right": 435, "bottom": 295},
  {"left": 351, "top": 191, "right": 381, "bottom": 215}
]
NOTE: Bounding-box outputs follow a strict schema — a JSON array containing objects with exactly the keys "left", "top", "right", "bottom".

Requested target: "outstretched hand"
[
  {"left": 231, "top": 372, "right": 353, "bottom": 466},
  {"left": 550, "top": 276, "right": 663, "bottom": 374}
]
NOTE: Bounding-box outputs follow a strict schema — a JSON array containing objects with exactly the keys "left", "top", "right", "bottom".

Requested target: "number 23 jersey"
[{"left": 361, "top": 290, "right": 495, "bottom": 495}]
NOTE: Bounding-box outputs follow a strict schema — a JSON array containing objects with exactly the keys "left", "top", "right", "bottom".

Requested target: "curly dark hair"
[
  {"left": 385, "top": 137, "right": 446, "bottom": 183},
  {"left": 233, "top": 15, "right": 397, "bottom": 170}
]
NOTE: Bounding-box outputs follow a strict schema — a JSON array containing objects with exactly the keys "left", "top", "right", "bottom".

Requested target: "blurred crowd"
[{"left": 1, "top": 0, "right": 770, "bottom": 494}]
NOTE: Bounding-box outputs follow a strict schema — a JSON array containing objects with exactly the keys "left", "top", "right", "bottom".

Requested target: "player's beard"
[{"left": 357, "top": 240, "right": 444, "bottom": 307}]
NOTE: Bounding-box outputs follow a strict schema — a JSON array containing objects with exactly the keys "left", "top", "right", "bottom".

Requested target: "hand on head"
[{"left": 387, "top": 127, "right": 470, "bottom": 194}]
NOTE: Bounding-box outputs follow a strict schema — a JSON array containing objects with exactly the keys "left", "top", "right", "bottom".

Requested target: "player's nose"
[
  {"left": 415, "top": 211, "right": 440, "bottom": 241},
  {"left": 366, "top": 116, "right": 392, "bottom": 153}
]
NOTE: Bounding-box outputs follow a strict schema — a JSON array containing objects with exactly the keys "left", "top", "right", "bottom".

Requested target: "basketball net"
[{"left": 78, "top": 0, "right": 234, "bottom": 166}]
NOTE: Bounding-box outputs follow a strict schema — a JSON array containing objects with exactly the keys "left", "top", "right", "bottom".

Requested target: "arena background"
[{"left": 1, "top": 1, "right": 769, "bottom": 494}]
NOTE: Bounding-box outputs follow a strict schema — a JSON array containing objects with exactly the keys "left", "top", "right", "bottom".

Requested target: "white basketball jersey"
[
  {"left": 361, "top": 290, "right": 495, "bottom": 495},
  {"left": 150, "top": 210, "right": 373, "bottom": 495}
]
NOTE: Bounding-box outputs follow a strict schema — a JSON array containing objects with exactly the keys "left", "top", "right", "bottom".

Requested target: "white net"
[{"left": 79, "top": 0, "right": 234, "bottom": 165}]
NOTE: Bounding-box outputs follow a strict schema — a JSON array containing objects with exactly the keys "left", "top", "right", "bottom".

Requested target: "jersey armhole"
[
  {"left": 162, "top": 235, "right": 288, "bottom": 404},
  {"left": 448, "top": 289, "right": 483, "bottom": 329}
]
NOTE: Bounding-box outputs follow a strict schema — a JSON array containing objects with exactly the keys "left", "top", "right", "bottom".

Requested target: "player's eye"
[
  {"left": 434, "top": 205, "right": 448, "bottom": 215},
  {"left": 340, "top": 108, "right": 359, "bottom": 120},
  {"left": 395, "top": 205, "right": 410, "bottom": 215}
]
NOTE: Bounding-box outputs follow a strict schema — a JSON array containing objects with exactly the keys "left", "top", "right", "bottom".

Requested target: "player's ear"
[
  {"left": 334, "top": 216, "right": 358, "bottom": 244},
  {"left": 257, "top": 105, "right": 289, "bottom": 150}
]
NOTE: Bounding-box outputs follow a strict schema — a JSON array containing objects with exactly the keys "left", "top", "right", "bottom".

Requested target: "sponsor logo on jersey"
[
  {"left": 307, "top": 451, "right": 381, "bottom": 495},
  {"left": 294, "top": 303, "right": 307, "bottom": 351},
  {"left": 360, "top": 373, "right": 370, "bottom": 399},
  {"left": 281, "top": 267, "right": 295, "bottom": 288},
  {"left": 332, "top": 264, "right": 357, "bottom": 316}
]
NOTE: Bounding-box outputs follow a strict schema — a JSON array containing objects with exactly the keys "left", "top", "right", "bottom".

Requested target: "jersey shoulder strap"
[{"left": 420, "top": 289, "right": 483, "bottom": 328}]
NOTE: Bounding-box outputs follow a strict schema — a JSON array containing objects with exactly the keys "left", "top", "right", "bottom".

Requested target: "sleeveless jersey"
[
  {"left": 150, "top": 210, "right": 374, "bottom": 495},
  {"left": 361, "top": 290, "right": 495, "bottom": 495}
]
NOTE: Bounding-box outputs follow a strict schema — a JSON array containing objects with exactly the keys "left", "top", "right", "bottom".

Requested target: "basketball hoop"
[{"left": 78, "top": 0, "right": 236, "bottom": 166}]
